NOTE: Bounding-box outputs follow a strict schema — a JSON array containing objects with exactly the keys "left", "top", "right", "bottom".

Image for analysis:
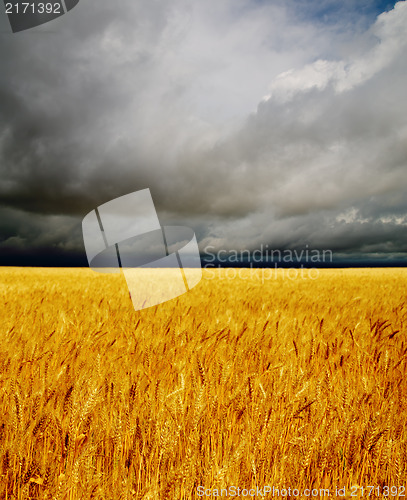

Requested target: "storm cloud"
[{"left": 0, "top": 0, "right": 406, "bottom": 265}]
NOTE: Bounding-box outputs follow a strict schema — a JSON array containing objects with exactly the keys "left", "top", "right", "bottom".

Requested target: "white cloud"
[{"left": 264, "top": 1, "right": 407, "bottom": 102}]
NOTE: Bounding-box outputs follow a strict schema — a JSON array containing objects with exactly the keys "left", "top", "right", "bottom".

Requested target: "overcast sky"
[{"left": 0, "top": 0, "right": 406, "bottom": 266}]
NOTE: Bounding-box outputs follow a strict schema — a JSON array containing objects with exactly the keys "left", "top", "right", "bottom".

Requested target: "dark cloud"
[{"left": 0, "top": 0, "right": 406, "bottom": 265}]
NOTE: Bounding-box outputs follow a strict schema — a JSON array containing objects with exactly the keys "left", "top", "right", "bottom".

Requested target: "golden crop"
[{"left": 0, "top": 267, "right": 406, "bottom": 499}]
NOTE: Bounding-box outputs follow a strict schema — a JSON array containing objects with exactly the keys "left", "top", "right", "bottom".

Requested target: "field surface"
[{"left": 0, "top": 267, "right": 406, "bottom": 499}]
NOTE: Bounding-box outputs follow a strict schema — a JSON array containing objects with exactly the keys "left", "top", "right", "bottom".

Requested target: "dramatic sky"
[{"left": 0, "top": 0, "right": 406, "bottom": 266}]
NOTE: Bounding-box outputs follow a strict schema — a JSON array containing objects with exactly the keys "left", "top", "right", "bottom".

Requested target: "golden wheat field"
[{"left": 0, "top": 267, "right": 406, "bottom": 499}]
